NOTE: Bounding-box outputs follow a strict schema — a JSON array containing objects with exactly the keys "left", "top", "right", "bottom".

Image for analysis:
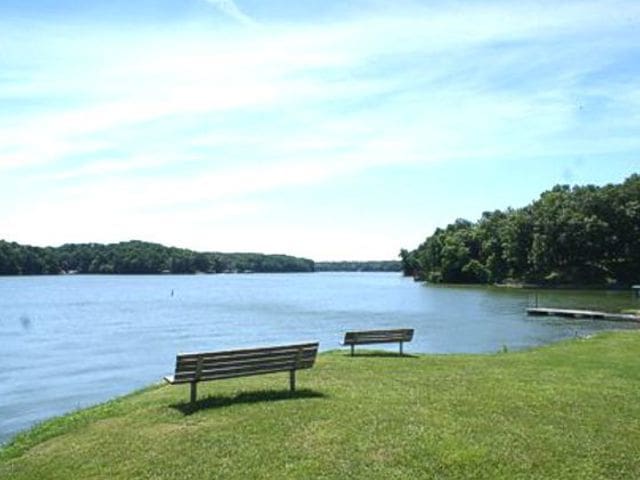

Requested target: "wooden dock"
[{"left": 527, "top": 308, "right": 640, "bottom": 322}]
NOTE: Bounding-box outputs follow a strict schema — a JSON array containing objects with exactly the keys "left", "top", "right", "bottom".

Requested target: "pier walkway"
[{"left": 527, "top": 308, "right": 640, "bottom": 323}]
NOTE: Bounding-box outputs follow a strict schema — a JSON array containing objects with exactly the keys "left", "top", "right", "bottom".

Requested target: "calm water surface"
[{"left": 1, "top": 273, "right": 638, "bottom": 444}]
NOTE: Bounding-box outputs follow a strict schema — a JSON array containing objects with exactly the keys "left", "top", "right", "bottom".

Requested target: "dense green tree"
[
  {"left": 401, "top": 175, "right": 640, "bottom": 286},
  {"left": 0, "top": 242, "right": 21, "bottom": 274}
]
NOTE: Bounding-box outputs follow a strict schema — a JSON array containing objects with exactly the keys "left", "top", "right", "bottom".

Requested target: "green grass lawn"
[{"left": 2, "top": 331, "right": 640, "bottom": 479}]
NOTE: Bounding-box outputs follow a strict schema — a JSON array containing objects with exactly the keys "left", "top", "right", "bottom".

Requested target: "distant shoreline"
[
  {"left": 407, "top": 276, "right": 638, "bottom": 291},
  {"left": 0, "top": 239, "right": 403, "bottom": 276}
]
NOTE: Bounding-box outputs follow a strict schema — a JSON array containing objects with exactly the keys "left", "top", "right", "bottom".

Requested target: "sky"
[{"left": 1, "top": 0, "right": 639, "bottom": 261}]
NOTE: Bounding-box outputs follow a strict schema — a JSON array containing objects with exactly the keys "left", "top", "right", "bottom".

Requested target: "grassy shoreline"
[{"left": 2, "top": 332, "right": 640, "bottom": 479}]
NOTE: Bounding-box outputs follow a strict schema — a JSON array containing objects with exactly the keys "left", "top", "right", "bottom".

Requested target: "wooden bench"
[
  {"left": 164, "top": 342, "right": 319, "bottom": 404},
  {"left": 342, "top": 328, "right": 414, "bottom": 356}
]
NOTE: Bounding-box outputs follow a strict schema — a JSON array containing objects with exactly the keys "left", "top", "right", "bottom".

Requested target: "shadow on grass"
[
  {"left": 345, "top": 351, "right": 418, "bottom": 358},
  {"left": 170, "top": 388, "right": 326, "bottom": 415}
]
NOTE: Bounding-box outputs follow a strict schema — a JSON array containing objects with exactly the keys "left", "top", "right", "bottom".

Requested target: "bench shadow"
[
  {"left": 170, "top": 388, "right": 326, "bottom": 415},
  {"left": 345, "top": 351, "right": 418, "bottom": 358}
]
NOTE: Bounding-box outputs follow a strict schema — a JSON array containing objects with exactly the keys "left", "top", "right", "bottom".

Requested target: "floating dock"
[{"left": 527, "top": 308, "right": 640, "bottom": 323}]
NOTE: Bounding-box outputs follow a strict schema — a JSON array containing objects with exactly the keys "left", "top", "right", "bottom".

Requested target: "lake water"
[{"left": 1, "top": 273, "right": 638, "bottom": 445}]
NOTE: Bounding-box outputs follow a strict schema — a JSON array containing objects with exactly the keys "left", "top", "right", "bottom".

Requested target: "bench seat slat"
[
  {"left": 173, "top": 356, "right": 316, "bottom": 381},
  {"left": 175, "top": 351, "right": 317, "bottom": 374},
  {"left": 175, "top": 348, "right": 317, "bottom": 369},
  {"left": 177, "top": 342, "right": 318, "bottom": 361},
  {"left": 343, "top": 329, "right": 414, "bottom": 345},
  {"left": 345, "top": 335, "right": 410, "bottom": 341},
  {"left": 344, "top": 337, "right": 407, "bottom": 345},
  {"left": 170, "top": 366, "right": 302, "bottom": 384},
  {"left": 344, "top": 333, "right": 413, "bottom": 338},
  {"left": 173, "top": 361, "right": 315, "bottom": 383}
]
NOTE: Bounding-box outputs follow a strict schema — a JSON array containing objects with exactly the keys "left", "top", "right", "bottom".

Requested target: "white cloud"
[
  {"left": 203, "top": 0, "right": 257, "bottom": 26},
  {"left": 1, "top": 1, "right": 639, "bottom": 256}
]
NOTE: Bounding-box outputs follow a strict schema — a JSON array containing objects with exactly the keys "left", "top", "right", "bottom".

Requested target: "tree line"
[
  {"left": 400, "top": 174, "right": 640, "bottom": 286},
  {"left": 0, "top": 240, "right": 315, "bottom": 275},
  {"left": 315, "top": 261, "right": 401, "bottom": 272}
]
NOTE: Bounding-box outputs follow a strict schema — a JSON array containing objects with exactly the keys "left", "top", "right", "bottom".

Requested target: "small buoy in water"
[{"left": 171, "top": 289, "right": 174, "bottom": 297}]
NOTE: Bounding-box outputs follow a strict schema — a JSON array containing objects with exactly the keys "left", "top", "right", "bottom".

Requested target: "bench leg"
[
  {"left": 350, "top": 344, "right": 354, "bottom": 357},
  {"left": 289, "top": 370, "right": 296, "bottom": 392},
  {"left": 190, "top": 382, "right": 197, "bottom": 404},
  {"left": 400, "top": 341, "right": 404, "bottom": 356}
]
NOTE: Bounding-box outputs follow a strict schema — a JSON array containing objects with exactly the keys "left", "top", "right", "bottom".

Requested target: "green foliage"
[
  {"left": 0, "top": 241, "right": 59, "bottom": 275},
  {"left": 2, "top": 332, "right": 640, "bottom": 479},
  {"left": 0, "top": 240, "right": 315, "bottom": 275},
  {"left": 315, "top": 261, "right": 401, "bottom": 272},
  {"left": 399, "top": 249, "right": 420, "bottom": 277},
  {"left": 401, "top": 174, "right": 640, "bottom": 285}
]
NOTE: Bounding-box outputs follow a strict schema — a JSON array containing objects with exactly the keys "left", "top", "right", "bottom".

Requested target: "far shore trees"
[{"left": 0, "top": 240, "right": 315, "bottom": 275}]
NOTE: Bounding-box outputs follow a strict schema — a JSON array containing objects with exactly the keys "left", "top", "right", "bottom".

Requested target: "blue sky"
[{"left": 1, "top": 0, "right": 639, "bottom": 260}]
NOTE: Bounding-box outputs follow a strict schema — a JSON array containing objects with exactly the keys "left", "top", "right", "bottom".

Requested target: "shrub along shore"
[{"left": 2, "top": 331, "right": 640, "bottom": 479}]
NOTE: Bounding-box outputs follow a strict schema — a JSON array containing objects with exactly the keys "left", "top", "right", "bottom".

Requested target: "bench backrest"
[
  {"left": 170, "top": 342, "right": 319, "bottom": 384},
  {"left": 344, "top": 328, "right": 414, "bottom": 345}
]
